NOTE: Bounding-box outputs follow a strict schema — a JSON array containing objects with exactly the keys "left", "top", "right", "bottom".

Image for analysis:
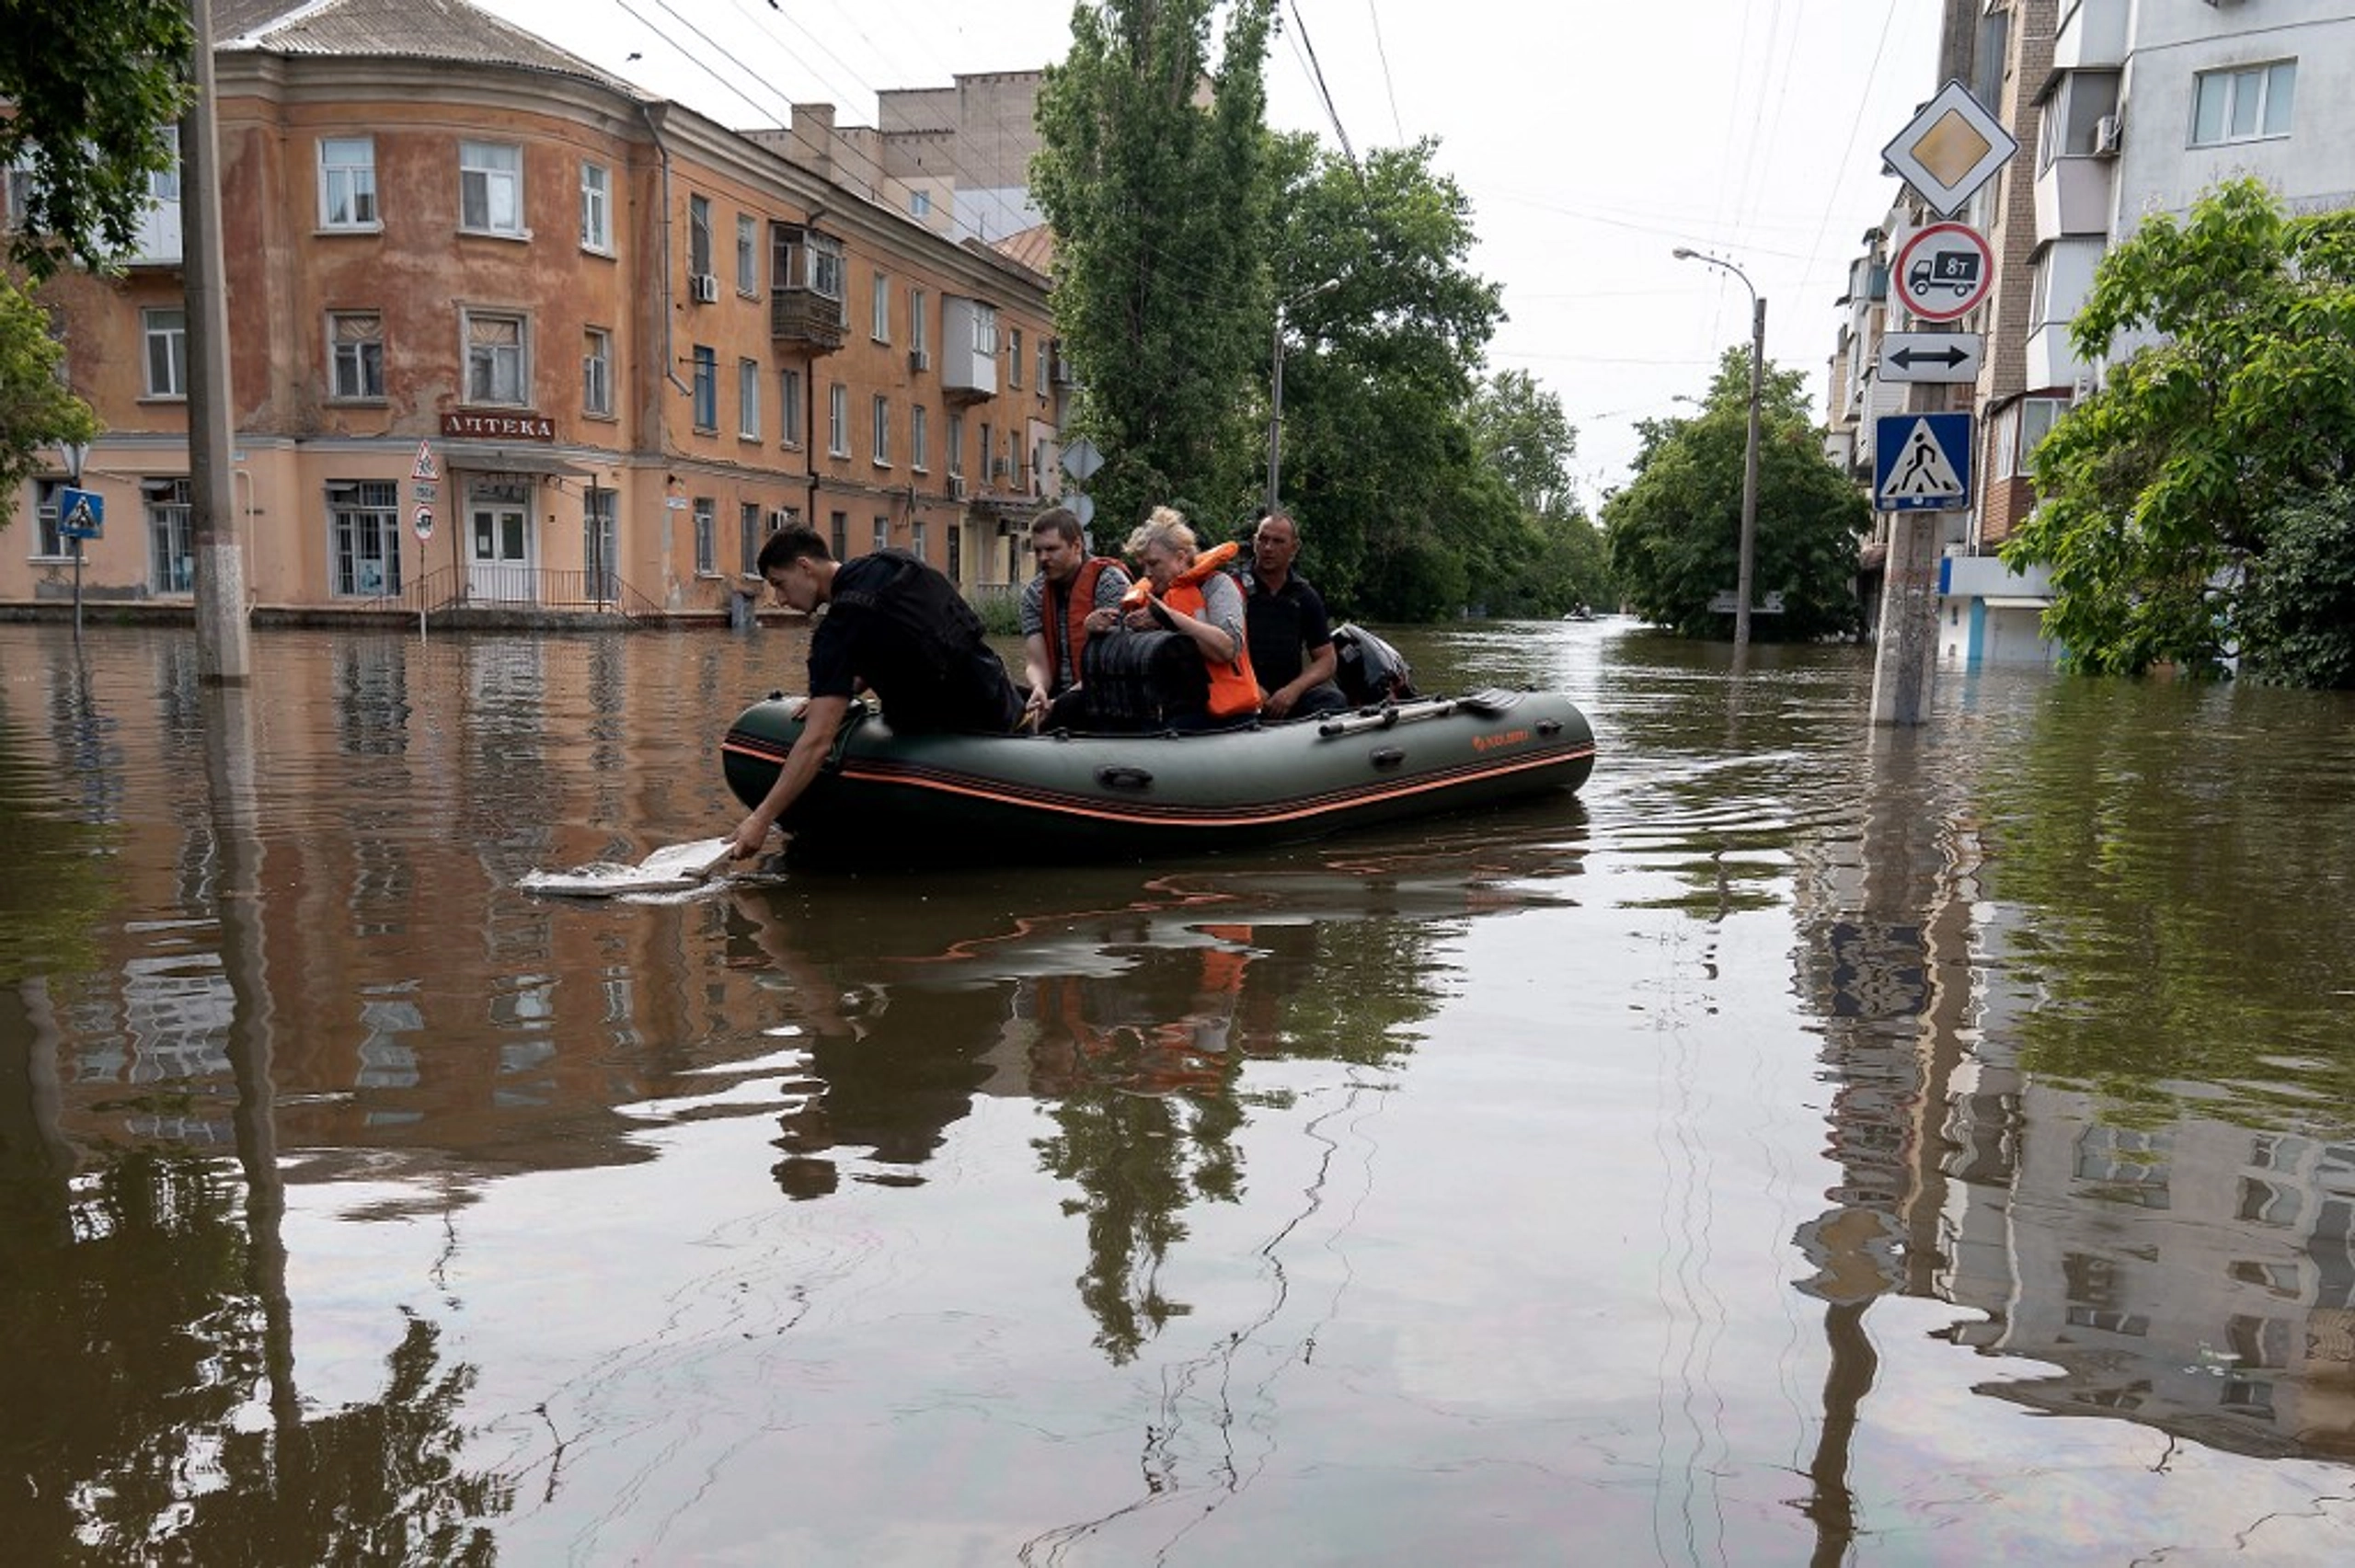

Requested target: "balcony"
[
  {"left": 770, "top": 288, "right": 845, "bottom": 353},
  {"left": 2035, "top": 154, "right": 2116, "bottom": 240}
]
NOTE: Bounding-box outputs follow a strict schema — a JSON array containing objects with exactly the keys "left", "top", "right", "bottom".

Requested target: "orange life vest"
[
  {"left": 1163, "top": 574, "right": 1259, "bottom": 718},
  {"left": 1040, "top": 556, "right": 1119, "bottom": 693}
]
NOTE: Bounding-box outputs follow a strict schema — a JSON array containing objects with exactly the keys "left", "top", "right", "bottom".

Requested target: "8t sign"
[{"left": 1893, "top": 223, "right": 1994, "bottom": 324}]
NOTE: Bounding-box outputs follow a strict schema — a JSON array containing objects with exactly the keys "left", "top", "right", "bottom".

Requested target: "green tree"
[
  {"left": 1, "top": 1, "right": 194, "bottom": 280},
  {"left": 1262, "top": 134, "right": 1509, "bottom": 617},
  {"left": 1032, "top": 0, "right": 1278, "bottom": 538},
  {"left": 1603, "top": 349, "right": 1867, "bottom": 640},
  {"left": 0, "top": 276, "right": 101, "bottom": 532},
  {"left": 1466, "top": 369, "right": 1610, "bottom": 615},
  {"left": 2236, "top": 486, "right": 2355, "bottom": 688},
  {"left": 2003, "top": 179, "right": 2355, "bottom": 680}
]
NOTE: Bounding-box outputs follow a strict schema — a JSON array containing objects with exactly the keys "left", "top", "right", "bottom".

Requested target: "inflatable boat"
[{"left": 719, "top": 688, "right": 1595, "bottom": 865}]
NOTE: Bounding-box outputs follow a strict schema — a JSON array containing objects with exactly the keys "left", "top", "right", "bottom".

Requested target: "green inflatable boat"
[{"left": 720, "top": 688, "right": 1595, "bottom": 865}]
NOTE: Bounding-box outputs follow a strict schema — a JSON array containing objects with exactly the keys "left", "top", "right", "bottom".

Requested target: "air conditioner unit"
[
  {"left": 948, "top": 475, "right": 968, "bottom": 501},
  {"left": 690, "top": 272, "right": 719, "bottom": 303},
  {"left": 2093, "top": 114, "right": 2122, "bottom": 157},
  {"left": 910, "top": 348, "right": 931, "bottom": 372},
  {"left": 1051, "top": 345, "right": 1076, "bottom": 385}
]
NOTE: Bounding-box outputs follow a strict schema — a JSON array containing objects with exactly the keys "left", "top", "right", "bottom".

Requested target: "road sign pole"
[{"left": 72, "top": 534, "right": 84, "bottom": 642}]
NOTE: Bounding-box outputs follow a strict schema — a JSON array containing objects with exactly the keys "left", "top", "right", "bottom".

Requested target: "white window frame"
[
  {"left": 810, "top": 235, "right": 844, "bottom": 306},
  {"left": 318, "top": 136, "right": 378, "bottom": 230},
  {"left": 780, "top": 367, "right": 802, "bottom": 447},
  {"left": 2191, "top": 61, "right": 2296, "bottom": 148},
  {"left": 691, "top": 345, "right": 718, "bottom": 431},
  {"left": 327, "top": 478, "right": 403, "bottom": 597},
  {"left": 462, "top": 309, "right": 529, "bottom": 406},
  {"left": 2016, "top": 396, "right": 2067, "bottom": 475},
  {"left": 947, "top": 409, "right": 965, "bottom": 477},
  {"left": 871, "top": 270, "right": 890, "bottom": 342},
  {"left": 871, "top": 394, "right": 890, "bottom": 467},
  {"left": 580, "top": 162, "right": 612, "bottom": 252},
  {"left": 910, "top": 287, "right": 927, "bottom": 357},
  {"left": 694, "top": 497, "right": 717, "bottom": 576},
  {"left": 143, "top": 307, "right": 187, "bottom": 398},
  {"left": 872, "top": 514, "right": 889, "bottom": 554},
  {"left": 739, "top": 357, "right": 761, "bottom": 439},
  {"left": 734, "top": 214, "right": 757, "bottom": 294},
  {"left": 911, "top": 403, "right": 929, "bottom": 473},
  {"left": 459, "top": 141, "right": 525, "bottom": 236},
  {"left": 31, "top": 478, "right": 67, "bottom": 559},
  {"left": 582, "top": 326, "right": 613, "bottom": 417},
  {"left": 909, "top": 189, "right": 931, "bottom": 219},
  {"left": 688, "top": 195, "right": 712, "bottom": 279},
  {"left": 327, "top": 310, "right": 385, "bottom": 401},
  {"left": 971, "top": 303, "right": 999, "bottom": 357},
  {"left": 827, "top": 382, "right": 848, "bottom": 457},
  {"left": 1008, "top": 326, "right": 1023, "bottom": 388}
]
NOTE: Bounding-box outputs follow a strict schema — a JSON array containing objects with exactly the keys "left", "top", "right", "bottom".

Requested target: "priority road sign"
[
  {"left": 1061, "top": 435, "right": 1103, "bottom": 483},
  {"left": 1875, "top": 413, "right": 1973, "bottom": 512},
  {"left": 1877, "top": 332, "right": 1984, "bottom": 384},
  {"left": 1882, "top": 78, "right": 2018, "bottom": 220},
  {"left": 57, "top": 486, "right": 105, "bottom": 540},
  {"left": 1894, "top": 223, "right": 1995, "bottom": 324}
]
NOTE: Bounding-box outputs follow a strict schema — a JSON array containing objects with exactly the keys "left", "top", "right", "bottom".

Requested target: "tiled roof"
[{"left": 220, "top": 0, "right": 640, "bottom": 97}]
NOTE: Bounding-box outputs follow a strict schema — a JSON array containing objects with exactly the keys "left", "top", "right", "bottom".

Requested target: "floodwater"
[{"left": 3, "top": 616, "right": 2352, "bottom": 1565}]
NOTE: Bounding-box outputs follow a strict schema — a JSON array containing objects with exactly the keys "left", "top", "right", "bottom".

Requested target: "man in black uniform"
[
  {"left": 728, "top": 524, "right": 1021, "bottom": 859},
  {"left": 1241, "top": 509, "right": 1347, "bottom": 719}
]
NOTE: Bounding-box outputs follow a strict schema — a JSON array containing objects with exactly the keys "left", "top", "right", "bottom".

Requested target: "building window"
[
  {"left": 327, "top": 478, "right": 402, "bottom": 597},
  {"left": 1036, "top": 338, "right": 1049, "bottom": 395},
  {"left": 828, "top": 382, "right": 848, "bottom": 456},
  {"left": 145, "top": 477, "right": 193, "bottom": 594},
  {"left": 810, "top": 235, "right": 844, "bottom": 304},
  {"left": 583, "top": 327, "right": 612, "bottom": 417},
  {"left": 910, "top": 287, "right": 927, "bottom": 358},
  {"left": 871, "top": 395, "right": 890, "bottom": 466},
  {"left": 909, "top": 189, "right": 931, "bottom": 219},
  {"left": 1008, "top": 326, "right": 1022, "bottom": 388},
  {"left": 911, "top": 404, "right": 929, "bottom": 472},
  {"left": 691, "top": 345, "right": 718, "bottom": 430},
  {"left": 780, "top": 367, "right": 802, "bottom": 446},
  {"left": 2192, "top": 62, "right": 2294, "bottom": 147},
  {"left": 947, "top": 409, "right": 964, "bottom": 476},
  {"left": 2015, "top": 396, "right": 2067, "bottom": 476},
  {"left": 872, "top": 514, "right": 889, "bottom": 554},
  {"left": 694, "top": 497, "right": 716, "bottom": 575},
  {"left": 318, "top": 136, "right": 377, "bottom": 228},
  {"left": 741, "top": 501, "right": 763, "bottom": 578},
  {"left": 459, "top": 141, "right": 524, "bottom": 235},
  {"left": 580, "top": 162, "right": 612, "bottom": 251},
  {"left": 946, "top": 521, "right": 960, "bottom": 583},
  {"left": 688, "top": 194, "right": 712, "bottom": 278},
  {"left": 829, "top": 509, "right": 847, "bottom": 559},
  {"left": 464, "top": 311, "right": 528, "bottom": 405},
  {"left": 970, "top": 303, "right": 998, "bottom": 357},
  {"left": 872, "top": 270, "right": 890, "bottom": 342},
  {"left": 327, "top": 310, "right": 384, "bottom": 400},
  {"left": 736, "top": 212, "right": 757, "bottom": 294},
  {"left": 739, "top": 358, "right": 761, "bottom": 438},
  {"left": 31, "top": 478, "right": 65, "bottom": 558},
  {"left": 912, "top": 520, "right": 927, "bottom": 564},
  {"left": 143, "top": 307, "right": 187, "bottom": 397},
  {"left": 584, "top": 486, "right": 617, "bottom": 600}
]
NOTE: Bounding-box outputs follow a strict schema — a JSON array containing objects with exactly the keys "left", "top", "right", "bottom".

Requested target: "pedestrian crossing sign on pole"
[
  {"left": 1874, "top": 413, "right": 1973, "bottom": 511},
  {"left": 57, "top": 486, "right": 105, "bottom": 539}
]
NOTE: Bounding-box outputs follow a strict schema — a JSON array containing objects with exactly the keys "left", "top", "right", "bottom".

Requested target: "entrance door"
[{"left": 468, "top": 502, "right": 534, "bottom": 602}]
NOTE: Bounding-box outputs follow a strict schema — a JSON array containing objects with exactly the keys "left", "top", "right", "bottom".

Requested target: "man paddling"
[{"left": 728, "top": 524, "right": 1022, "bottom": 860}]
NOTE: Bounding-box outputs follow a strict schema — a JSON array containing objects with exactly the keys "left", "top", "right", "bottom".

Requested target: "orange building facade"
[{"left": 4, "top": 6, "right": 1066, "bottom": 622}]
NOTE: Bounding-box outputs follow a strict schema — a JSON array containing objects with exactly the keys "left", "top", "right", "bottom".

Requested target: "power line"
[{"left": 1364, "top": 0, "right": 1405, "bottom": 143}]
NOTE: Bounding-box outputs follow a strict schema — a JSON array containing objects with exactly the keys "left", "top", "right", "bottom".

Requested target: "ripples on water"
[{"left": 3, "top": 619, "right": 2353, "bottom": 1563}]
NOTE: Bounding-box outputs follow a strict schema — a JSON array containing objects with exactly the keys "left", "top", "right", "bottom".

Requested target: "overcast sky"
[{"left": 480, "top": 0, "right": 1947, "bottom": 503}]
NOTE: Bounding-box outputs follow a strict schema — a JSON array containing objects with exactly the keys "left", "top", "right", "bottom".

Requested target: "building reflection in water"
[{"left": 1789, "top": 694, "right": 2355, "bottom": 1545}]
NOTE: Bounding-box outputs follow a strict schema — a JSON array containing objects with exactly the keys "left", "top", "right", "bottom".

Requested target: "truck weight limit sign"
[{"left": 1893, "top": 223, "right": 1994, "bottom": 324}]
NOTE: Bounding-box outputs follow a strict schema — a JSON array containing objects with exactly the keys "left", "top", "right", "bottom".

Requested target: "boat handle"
[
  {"left": 1097, "top": 765, "right": 1155, "bottom": 791},
  {"left": 1537, "top": 718, "right": 1563, "bottom": 736},
  {"left": 1369, "top": 747, "right": 1406, "bottom": 770}
]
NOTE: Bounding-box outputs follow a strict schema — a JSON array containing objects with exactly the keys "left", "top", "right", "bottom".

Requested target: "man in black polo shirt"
[
  {"left": 1241, "top": 509, "right": 1347, "bottom": 719},
  {"left": 728, "top": 524, "right": 1021, "bottom": 859}
]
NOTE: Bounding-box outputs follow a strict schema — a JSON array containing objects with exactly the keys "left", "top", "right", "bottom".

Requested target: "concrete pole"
[
  {"left": 182, "top": 0, "right": 252, "bottom": 683},
  {"left": 1735, "top": 292, "right": 1765, "bottom": 658},
  {"left": 1264, "top": 307, "right": 1285, "bottom": 517}
]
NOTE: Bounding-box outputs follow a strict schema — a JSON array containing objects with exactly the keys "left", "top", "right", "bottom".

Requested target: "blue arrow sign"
[
  {"left": 57, "top": 486, "right": 105, "bottom": 539},
  {"left": 1874, "top": 414, "right": 1973, "bottom": 512}
]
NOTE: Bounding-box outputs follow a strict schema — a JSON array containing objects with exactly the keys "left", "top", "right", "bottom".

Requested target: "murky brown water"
[{"left": 4, "top": 618, "right": 2352, "bottom": 1564}]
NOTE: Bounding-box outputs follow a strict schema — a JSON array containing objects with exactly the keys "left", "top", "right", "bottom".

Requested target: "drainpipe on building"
[{"left": 639, "top": 105, "right": 697, "bottom": 401}]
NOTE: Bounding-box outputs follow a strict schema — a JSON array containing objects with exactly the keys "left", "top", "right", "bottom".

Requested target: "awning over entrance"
[
  {"left": 1980, "top": 596, "right": 2051, "bottom": 611},
  {"left": 439, "top": 443, "right": 594, "bottom": 479}
]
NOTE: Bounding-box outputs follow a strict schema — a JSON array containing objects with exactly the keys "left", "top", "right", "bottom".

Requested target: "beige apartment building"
[{"left": 3, "top": 0, "right": 1067, "bottom": 624}]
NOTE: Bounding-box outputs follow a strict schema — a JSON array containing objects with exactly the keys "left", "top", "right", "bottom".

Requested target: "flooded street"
[{"left": 4, "top": 617, "right": 2352, "bottom": 1564}]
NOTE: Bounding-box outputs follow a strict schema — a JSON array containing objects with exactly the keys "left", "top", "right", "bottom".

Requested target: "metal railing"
[{"left": 384, "top": 565, "right": 667, "bottom": 624}]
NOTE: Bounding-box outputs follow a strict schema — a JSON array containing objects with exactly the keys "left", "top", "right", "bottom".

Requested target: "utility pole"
[
  {"left": 1265, "top": 278, "right": 1342, "bottom": 516},
  {"left": 1672, "top": 248, "right": 1764, "bottom": 660},
  {"left": 183, "top": 0, "right": 252, "bottom": 683}
]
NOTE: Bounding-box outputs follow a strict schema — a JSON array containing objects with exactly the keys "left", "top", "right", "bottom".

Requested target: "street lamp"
[
  {"left": 1266, "top": 277, "right": 1343, "bottom": 516},
  {"left": 1672, "top": 246, "right": 1765, "bottom": 658}
]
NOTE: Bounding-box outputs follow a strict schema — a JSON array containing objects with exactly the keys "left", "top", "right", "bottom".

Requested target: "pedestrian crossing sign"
[
  {"left": 1874, "top": 413, "right": 1973, "bottom": 511},
  {"left": 57, "top": 485, "right": 105, "bottom": 539}
]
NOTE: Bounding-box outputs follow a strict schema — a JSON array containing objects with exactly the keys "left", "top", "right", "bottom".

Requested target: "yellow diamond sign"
[{"left": 1882, "top": 79, "right": 2017, "bottom": 219}]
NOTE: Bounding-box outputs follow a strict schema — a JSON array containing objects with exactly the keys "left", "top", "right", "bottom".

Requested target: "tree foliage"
[
  {"left": 1465, "top": 369, "right": 1609, "bottom": 615},
  {"left": 1260, "top": 134, "right": 1514, "bottom": 618},
  {"left": 1032, "top": 0, "right": 1278, "bottom": 538},
  {"left": 1603, "top": 349, "right": 1867, "bottom": 640},
  {"left": 0, "top": 276, "right": 100, "bottom": 532},
  {"left": 2238, "top": 486, "right": 2355, "bottom": 688},
  {"left": 0, "top": 0, "right": 195, "bottom": 280},
  {"left": 2002, "top": 179, "right": 2355, "bottom": 679}
]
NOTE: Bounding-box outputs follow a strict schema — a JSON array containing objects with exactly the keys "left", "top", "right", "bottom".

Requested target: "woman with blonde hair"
[{"left": 1082, "top": 506, "right": 1259, "bottom": 727}]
